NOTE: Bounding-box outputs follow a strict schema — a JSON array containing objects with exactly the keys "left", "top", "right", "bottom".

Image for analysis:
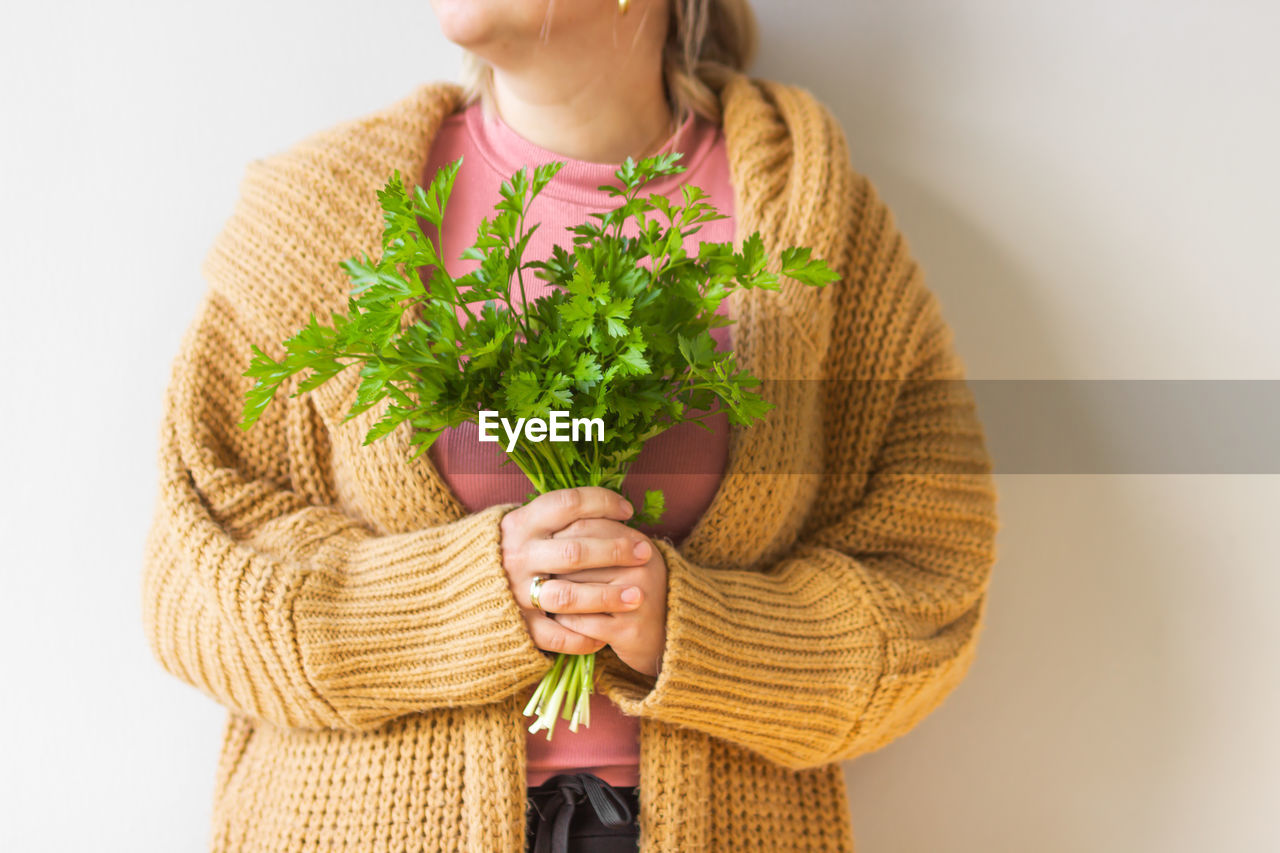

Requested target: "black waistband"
[{"left": 526, "top": 772, "right": 638, "bottom": 853}]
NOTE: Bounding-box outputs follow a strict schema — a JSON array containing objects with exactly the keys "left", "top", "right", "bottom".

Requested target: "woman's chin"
[{"left": 430, "top": 0, "right": 543, "bottom": 50}]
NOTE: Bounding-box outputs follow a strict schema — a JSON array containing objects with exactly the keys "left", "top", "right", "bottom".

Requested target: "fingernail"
[
  {"left": 622, "top": 587, "right": 641, "bottom": 604},
  {"left": 633, "top": 540, "right": 650, "bottom": 559},
  {"left": 623, "top": 502, "right": 635, "bottom": 517}
]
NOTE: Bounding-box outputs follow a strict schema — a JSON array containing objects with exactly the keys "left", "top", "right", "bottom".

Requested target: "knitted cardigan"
[{"left": 142, "top": 71, "right": 999, "bottom": 852}]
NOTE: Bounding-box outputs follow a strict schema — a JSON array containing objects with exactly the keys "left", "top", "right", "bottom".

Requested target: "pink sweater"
[{"left": 421, "top": 99, "right": 736, "bottom": 788}]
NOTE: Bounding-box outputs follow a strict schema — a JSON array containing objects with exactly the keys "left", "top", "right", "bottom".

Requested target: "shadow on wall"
[
  {"left": 838, "top": 157, "right": 1199, "bottom": 851},
  {"left": 748, "top": 18, "right": 1200, "bottom": 853}
]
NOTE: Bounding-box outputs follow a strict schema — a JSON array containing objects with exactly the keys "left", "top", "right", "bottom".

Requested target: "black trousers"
[{"left": 525, "top": 772, "right": 640, "bottom": 853}]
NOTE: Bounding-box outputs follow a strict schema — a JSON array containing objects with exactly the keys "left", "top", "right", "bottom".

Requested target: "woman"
[{"left": 141, "top": 1, "right": 999, "bottom": 851}]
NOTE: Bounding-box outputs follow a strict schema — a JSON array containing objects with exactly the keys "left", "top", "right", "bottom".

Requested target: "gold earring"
[{"left": 619, "top": 0, "right": 631, "bottom": 14}]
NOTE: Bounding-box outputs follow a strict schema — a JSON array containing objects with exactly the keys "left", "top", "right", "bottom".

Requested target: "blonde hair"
[{"left": 458, "top": 0, "right": 758, "bottom": 128}]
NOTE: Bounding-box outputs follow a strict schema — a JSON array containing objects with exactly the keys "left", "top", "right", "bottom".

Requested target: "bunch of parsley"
[{"left": 238, "top": 152, "right": 838, "bottom": 739}]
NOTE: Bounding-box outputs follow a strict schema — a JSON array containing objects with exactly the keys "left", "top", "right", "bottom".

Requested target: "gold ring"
[{"left": 530, "top": 575, "right": 550, "bottom": 613}]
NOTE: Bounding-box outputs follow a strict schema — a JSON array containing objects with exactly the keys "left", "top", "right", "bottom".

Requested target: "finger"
[
  {"left": 551, "top": 612, "right": 617, "bottom": 643},
  {"left": 524, "top": 577, "right": 643, "bottom": 614},
  {"left": 527, "top": 611, "right": 607, "bottom": 655},
  {"left": 547, "top": 565, "right": 642, "bottom": 585},
  {"left": 523, "top": 535, "right": 651, "bottom": 576},
  {"left": 551, "top": 517, "right": 645, "bottom": 543},
  {"left": 547, "top": 517, "right": 650, "bottom": 563},
  {"left": 521, "top": 487, "right": 634, "bottom": 535}
]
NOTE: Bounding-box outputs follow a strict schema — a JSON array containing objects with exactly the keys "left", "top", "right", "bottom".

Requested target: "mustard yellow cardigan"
[{"left": 142, "top": 71, "right": 999, "bottom": 852}]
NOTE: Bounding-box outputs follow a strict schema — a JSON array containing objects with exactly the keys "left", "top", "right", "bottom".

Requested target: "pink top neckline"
[{"left": 462, "top": 102, "right": 716, "bottom": 205}]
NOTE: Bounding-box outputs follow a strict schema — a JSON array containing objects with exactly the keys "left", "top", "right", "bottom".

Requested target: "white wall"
[{"left": 1, "top": 1, "right": 1275, "bottom": 850}]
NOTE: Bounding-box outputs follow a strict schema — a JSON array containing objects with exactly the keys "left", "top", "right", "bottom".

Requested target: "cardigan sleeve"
[
  {"left": 604, "top": 176, "right": 999, "bottom": 771},
  {"left": 141, "top": 285, "right": 550, "bottom": 733}
]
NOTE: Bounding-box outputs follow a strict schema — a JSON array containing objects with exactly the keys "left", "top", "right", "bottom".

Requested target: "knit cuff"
[
  {"left": 293, "top": 502, "right": 553, "bottom": 728},
  {"left": 601, "top": 538, "right": 886, "bottom": 770}
]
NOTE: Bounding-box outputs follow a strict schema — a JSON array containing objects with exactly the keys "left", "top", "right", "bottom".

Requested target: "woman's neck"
[{"left": 488, "top": 64, "right": 676, "bottom": 165}]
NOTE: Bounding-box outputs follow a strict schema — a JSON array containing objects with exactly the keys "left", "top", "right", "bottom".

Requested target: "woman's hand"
[
  {"left": 500, "top": 487, "right": 651, "bottom": 657},
  {"left": 549, "top": 517, "right": 668, "bottom": 679}
]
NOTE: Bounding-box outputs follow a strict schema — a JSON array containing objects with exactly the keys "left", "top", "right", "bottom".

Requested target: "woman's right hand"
[{"left": 500, "top": 486, "right": 652, "bottom": 656}]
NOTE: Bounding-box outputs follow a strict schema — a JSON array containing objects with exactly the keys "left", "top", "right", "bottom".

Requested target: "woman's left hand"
[{"left": 548, "top": 517, "right": 668, "bottom": 678}]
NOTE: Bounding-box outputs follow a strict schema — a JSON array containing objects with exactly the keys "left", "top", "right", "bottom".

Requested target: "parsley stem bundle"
[{"left": 239, "top": 151, "right": 838, "bottom": 739}]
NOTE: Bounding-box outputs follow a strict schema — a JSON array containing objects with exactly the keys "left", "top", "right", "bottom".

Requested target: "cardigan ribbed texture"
[{"left": 141, "top": 71, "right": 999, "bottom": 852}]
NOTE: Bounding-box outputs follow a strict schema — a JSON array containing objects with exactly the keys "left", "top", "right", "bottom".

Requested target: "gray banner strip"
[
  {"left": 406, "top": 380, "right": 1280, "bottom": 475},
  {"left": 972, "top": 379, "right": 1280, "bottom": 474}
]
